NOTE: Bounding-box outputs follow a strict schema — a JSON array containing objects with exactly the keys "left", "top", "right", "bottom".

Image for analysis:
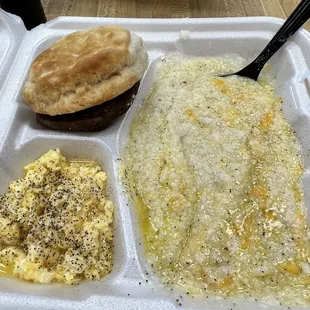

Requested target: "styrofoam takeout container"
[{"left": 0, "top": 9, "right": 310, "bottom": 310}]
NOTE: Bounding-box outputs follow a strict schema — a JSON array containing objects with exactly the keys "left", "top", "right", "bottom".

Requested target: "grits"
[
  {"left": 123, "top": 54, "right": 310, "bottom": 305},
  {"left": 0, "top": 149, "right": 114, "bottom": 284}
]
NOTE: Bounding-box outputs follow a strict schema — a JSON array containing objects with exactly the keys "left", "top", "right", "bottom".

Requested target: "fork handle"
[{"left": 240, "top": 0, "right": 310, "bottom": 80}]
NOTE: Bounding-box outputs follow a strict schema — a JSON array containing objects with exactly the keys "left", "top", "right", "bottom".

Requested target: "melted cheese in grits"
[{"left": 123, "top": 54, "right": 310, "bottom": 305}]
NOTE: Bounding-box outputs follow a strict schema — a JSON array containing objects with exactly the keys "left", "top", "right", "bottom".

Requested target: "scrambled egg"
[
  {"left": 0, "top": 149, "right": 114, "bottom": 284},
  {"left": 124, "top": 54, "right": 310, "bottom": 305}
]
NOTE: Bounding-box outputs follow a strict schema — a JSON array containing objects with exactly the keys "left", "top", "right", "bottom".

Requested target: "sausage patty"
[{"left": 36, "top": 82, "right": 140, "bottom": 132}]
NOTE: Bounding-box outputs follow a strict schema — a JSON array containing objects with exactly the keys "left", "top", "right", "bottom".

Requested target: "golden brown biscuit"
[{"left": 23, "top": 25, "right": 148, "bottom": 115}]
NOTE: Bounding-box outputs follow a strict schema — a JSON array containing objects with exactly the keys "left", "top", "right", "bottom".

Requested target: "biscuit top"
[
  {"left": 32, "top": 26, "right": 130, "bottom": 90},
  {"left": 23, "top": 26, "right": 148, "bottom": 115}
]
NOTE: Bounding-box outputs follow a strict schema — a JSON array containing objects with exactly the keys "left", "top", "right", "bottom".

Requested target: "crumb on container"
[{"left": 180, "top": 31, "right": 190, "bottom": 40}]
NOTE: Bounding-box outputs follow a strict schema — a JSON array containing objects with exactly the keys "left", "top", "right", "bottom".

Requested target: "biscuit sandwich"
[{"left": 23, "top": 25, "right": 148, "bottom": 131}]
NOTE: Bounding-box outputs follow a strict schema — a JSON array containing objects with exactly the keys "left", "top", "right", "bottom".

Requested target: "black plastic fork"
[{"left": 222, "top": 0, "right": 310, "bottom": 80}]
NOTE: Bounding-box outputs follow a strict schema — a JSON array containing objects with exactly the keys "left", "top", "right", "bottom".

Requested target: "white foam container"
[{"left": 0, "top": 9, "right": 310, "bottom": 310}]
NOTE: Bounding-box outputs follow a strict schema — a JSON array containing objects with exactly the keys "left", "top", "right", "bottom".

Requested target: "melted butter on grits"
[
  {"left": 0, "top": 149, "right": 114, "bottom": 284},
  {"left": 123, "top": 54, "right": 310, "bottom": 305}
]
